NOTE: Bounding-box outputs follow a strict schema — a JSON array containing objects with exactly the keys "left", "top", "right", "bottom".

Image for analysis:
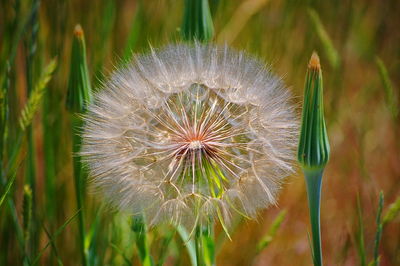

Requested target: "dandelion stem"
[{"left": 304, "top": 168, "right": 323, "bottom": 266}]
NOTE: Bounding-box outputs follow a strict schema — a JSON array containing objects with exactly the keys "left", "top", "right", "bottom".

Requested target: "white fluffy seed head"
[{"left": 81, "top": 43, "right": 299, "bottom": 231}]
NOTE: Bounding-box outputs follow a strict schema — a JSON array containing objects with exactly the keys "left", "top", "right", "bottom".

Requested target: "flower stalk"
[
  {"left": 66, "top": 24, "right": 92, "bottom": 266},
  {"left": 298, "top": 52, "right": 330, "bottom": 266}
]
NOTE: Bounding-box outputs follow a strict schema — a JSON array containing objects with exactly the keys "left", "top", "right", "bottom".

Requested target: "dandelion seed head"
[{"left": 81, "top": 43, "right": 299, "bottom": 231}]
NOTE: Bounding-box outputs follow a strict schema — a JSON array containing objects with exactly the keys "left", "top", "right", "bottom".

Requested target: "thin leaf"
[
  {"left": 256, "top": 210, "right": 287, "bottom": 253},
  {"left": 375, "top": 56, "right": 398, "bottom": 119},
  {"left": 356, "top": 195, "right": 367, "bottom": 266},
  {"left": 383, "top": 195, "right": 400, "bottom": 226},
  {"left": 109, "top": 243, "right": 131, "bottom": 266},
  {"left": 32, "top": 210, "right": 81, "bottom": 265},
  {"left": 42, "top": 224, "right": 64, "bottom": 266},
  {"left": 370, "top": 191, "right": 384, "bottom": 266},
  {"left": 177, "top": 225, "right": 197, "bottom": 266},
  {"left": 307, "top": 8, "right": 340, "bottom": 69},
  {"left": 0, "top": 172, "right": 17, "bottom": 209}
]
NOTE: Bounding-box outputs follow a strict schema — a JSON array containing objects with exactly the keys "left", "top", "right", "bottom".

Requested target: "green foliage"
[
  {"left": 307, "top": 8, "right": 340, "bottom": 69},
  {"left": 257, "top": 210, "right": 287, "bottom": 253},
  {"left": 177, "top": 225, "right": 197, "bottom": 266},
  {"left": 123, "top": 0, "right": 144, "bottom": 60},
  {"left": 356, "top": 196, "right": 367, "bottom": 266},
  {"left": 131, "top": 216, "right": 154, "bottom": 266},
  {"left": 32, "top": 210, "right": 81, "bottom": 265},
  {"left": 383, "top": 195, "right": 400, "bottom": 226},
  {"left": 182, "top": 0, "right": 214, "bottom": 42},
  {"left": 0, "top": 171, "right": 17, "bottom": 209},
  {"left": 370, "top": 191, "right": 384, "bottom": 266},
  {"left": 375, "top": 56, "right": 398, "bottom": 119},
  {"left": 19, "top": 59, "right": 57, "bottom": 131},
  {"left": 0, "top": 62, "right": 10, "bottom": 164},
  {"left": 195, "top": 224, "right": 215, "bottom": 266}
]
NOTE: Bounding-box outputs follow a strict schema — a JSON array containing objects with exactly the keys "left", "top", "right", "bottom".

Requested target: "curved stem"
[{"left": 304, "top": 169, "right": 323, "bottom": 266}]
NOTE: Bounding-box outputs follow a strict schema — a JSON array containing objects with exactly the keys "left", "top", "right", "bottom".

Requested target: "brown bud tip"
[
  {"left": 308, "top": 51, "right": 321, "bottom": 70},
  {"left": 74, "top": 24, "right": 84, "bottom": 38}
]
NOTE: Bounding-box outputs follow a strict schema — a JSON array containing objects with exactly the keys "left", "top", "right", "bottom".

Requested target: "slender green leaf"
[
  {"left": 370, "top": 191, "right": 384, "bottom": 266},
  {"left": 308, "top": 9, "right": 340, "bottom": 69},
  {"left": 32, "top": 210, "right": 81, "bottom": 265},
  {"left": 375, "top": 56, "right": 398, "bottom": 118},
  {"left": 177, "top": 225, "right": 197, "bottom": 266},
  {"left": 42, "top": 224, "right": 64, "bottom": 266},
  {"left": 383, "top": 195, "right": 400, "bottom": 225},
  {"left": 0, "top": 172, "right": 17, "bottom": 209},
  {"left": 356, "top": 196, "right": 367, "bottom": 266},
  {"left": 257, "top": 210, "right": 287, "bottom": 253},
  {"left": 182, "top": 0, "right": 214, "bottom": 42}
]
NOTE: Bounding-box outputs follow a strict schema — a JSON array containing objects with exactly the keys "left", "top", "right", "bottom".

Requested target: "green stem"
[
  {"left": 132, "top": 216, "right": 153, "bottom": 266},
  {"left": 195, "top": 226, "right": 204, "bottom": 266},
  {"left": 194, "top": 224, "right": 215, "bottom": 266},
  {"left": 71, "top": 117, "right": 87, "bottom": 266},
  {"left": 304, "top": 168, "right": 323, "bottom": 266}
]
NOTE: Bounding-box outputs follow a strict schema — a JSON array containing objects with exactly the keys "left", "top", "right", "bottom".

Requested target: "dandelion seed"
[{"left": 81, "top": 43, "right": 298, "bottom": 231}]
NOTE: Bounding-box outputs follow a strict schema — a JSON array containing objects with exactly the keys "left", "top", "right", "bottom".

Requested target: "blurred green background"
[{"left": 1, "top": 0, "right": 399, "bottom": 265}]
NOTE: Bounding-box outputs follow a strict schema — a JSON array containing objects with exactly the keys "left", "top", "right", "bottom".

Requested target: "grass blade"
[
  {"left": 307, "top": 8, "right": 340, "bottom": 69},
  {"left": 383, "top": 195, "right": 400, "bottom": 226},
  {"left": 0, "top": 172, "right": 17, "bottom": 209},
  {"left": 32, "top": 210, "right": 81, "bottom": 265},
  {"left": 42, "top": 224, "right": 64, "bottom": 266},
  {"left": 177, "top": 225, "right": 197, "bottom": 266},
  {"left": 131, "top": 216, "right": 154, "bottom": 266},
  {"left": 123, "top": 0, "right": 144, "bottom": 60},
  {"left": 370, "top": 191, "right": 384, "bottom": 266},
  {"left": 217, "top": 0, "right": 269, "bottom": 44},
  {"left": 256, "top": 209, "right": 287, "bottom": 253},
  {"left": 375, "top": 56, "right": 398, "bottom": 119},
  {"left": 356, "top": 195, "right": 367, "bottom": 266}
]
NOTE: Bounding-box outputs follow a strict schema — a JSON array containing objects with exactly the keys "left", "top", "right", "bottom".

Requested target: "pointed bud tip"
[
  {"left": 74, "top": 24, "right": 84, "bottom": 38},
  {"left": 308, "top": 52, "right": 321, "bottom": 70}
]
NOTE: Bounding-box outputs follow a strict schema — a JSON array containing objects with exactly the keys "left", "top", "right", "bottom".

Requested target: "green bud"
[
  {"left": 66, "top": 24, "right": 92, "bottom": 113},
  {"left": 181, "top": 0, "right": 214, "bottom": 42},
  {"left": 298, "top": 52, "right": 330, "bottom": 171}
]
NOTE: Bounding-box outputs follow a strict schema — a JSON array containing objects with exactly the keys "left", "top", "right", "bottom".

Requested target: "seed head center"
[{"left": 188, "top": 140, "right": 204, "bottom": 150}]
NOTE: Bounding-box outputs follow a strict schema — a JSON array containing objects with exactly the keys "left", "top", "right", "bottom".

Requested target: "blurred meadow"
[{"left": 1, "top": 0, "right": 400, "bottom": 265}]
